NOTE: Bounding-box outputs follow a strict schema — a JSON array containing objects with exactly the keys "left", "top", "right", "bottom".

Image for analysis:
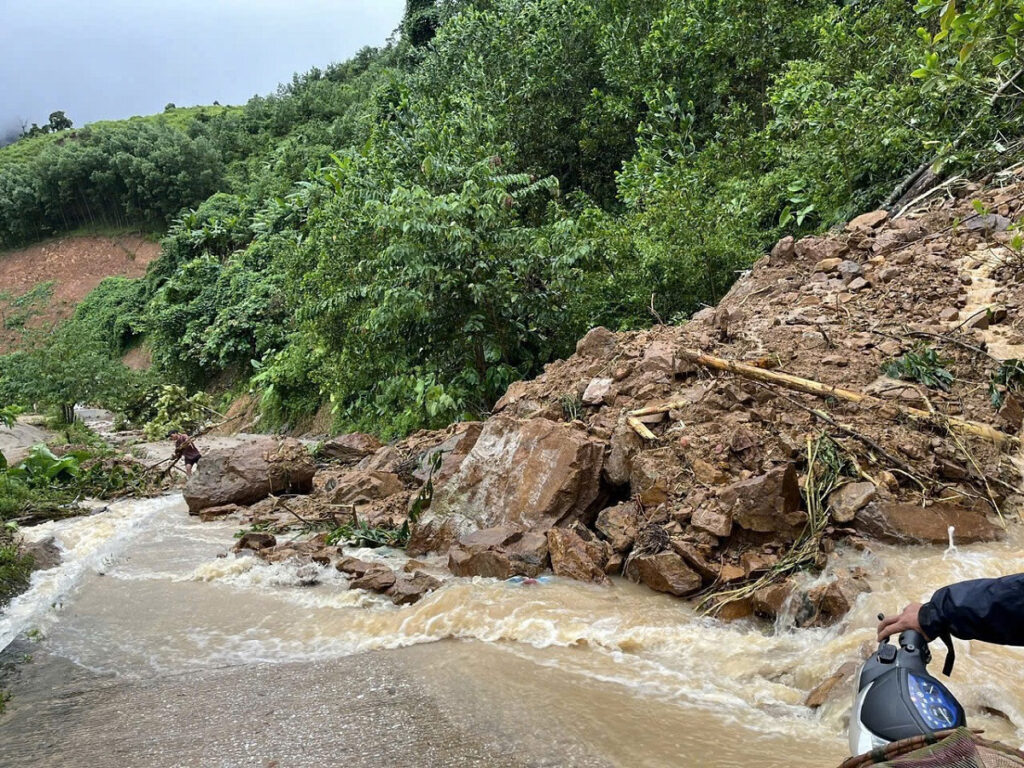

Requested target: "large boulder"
[
  {"left": 408, "top": 416, "right": 605, "bottom": 554},
  {"left": 184, "top": 437, "right": 315, "bottom": 514},
  {"left": 720, "top": 464, "right": 803, "bottom": 535},
  {"left": 855, "top": 500, "right": 1003, "bottom": 544}
]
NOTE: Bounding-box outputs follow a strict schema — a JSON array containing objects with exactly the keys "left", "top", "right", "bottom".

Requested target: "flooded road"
[{"left": 1, "top": 495, "right": 1022, "bottom": 767}]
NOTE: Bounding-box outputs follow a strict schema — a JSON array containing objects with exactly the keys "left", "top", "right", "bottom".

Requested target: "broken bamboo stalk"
[
  {"left": 629, "top": 399, "right": 692, "bottom": 418},
  {"left": 677, "top": 349, "right": 1016, "bottom": 446},
  {"left": 626, "top": 416, "right": 658, "bottom": 441}
]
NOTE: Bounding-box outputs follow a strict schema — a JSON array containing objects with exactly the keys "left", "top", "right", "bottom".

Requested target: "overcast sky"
[{"left": 0, "top": 0, "right": 404, "bottom": 135}]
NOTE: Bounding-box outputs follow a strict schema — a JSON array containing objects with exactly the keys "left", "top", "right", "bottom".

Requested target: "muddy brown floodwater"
[{"left": 1, "top": 495, "right": 1023, "bottom": 767}]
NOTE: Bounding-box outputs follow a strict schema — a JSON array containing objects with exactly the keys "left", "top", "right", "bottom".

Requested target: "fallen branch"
[
  {"left": 271, "top": 494, "right": 314, "bottom": 527},
  {"left": 904, "top": 330, "right": 999, "bottom": 364},
  {"left": 678, "top": 349, "right": 1016, "bottom": 446}
]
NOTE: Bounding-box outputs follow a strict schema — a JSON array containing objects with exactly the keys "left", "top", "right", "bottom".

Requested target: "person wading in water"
[{"left": 169, "top": 431, "right": 202, "bottom": 477}]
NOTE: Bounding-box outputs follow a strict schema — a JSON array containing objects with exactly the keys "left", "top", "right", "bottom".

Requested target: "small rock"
[
  {"left": 998, "top": 393, "right": 1024, "bottom": 432},
  {"left": 752, "top": 580, "right": 794, "bottom": 619},
  {"left": 547, "top": 528, "right": 610, "bottom": 585},
  {"left": 236, "top": 532, "right": 276, "bottom": 551},
  {"left": 938, "top": 307, "right": 959, "bottom": 322},
  {"left": 719, "top": 564, "right": 746, "bottom": 583},
  {"left": 350, "top": 564, "right": 397, "bottom": 593},
  {"left": 806, "top": 662, "right": 859, "bottom": 708},
  {"left": 319, "top": 433, "right": 382, "bottom": 463},
  {"left": 963, "top": 311, "right": 990, "bottom": 331},
  {"left": 837, "top": 260, "right": 863, "bottom": 280},
  {"left": 801, "top": 571, "right": 871, "bottom": 627},
  {"left": 387, "top": 571, "right": 443, "bottom": 605},
  {"left": 876, "top": 266, "right": 900, "bottom": 283},
  {"left": 22, "top": 537, "right": 61, "bottom": 571},
  {"left": 639, "top": 340, "right": 677, "bottom": 378},
  {"left": 576, "top": 326, "right": 618, "bottom": 358},
  {"left": 691, "top": 458, "right": 728, "bottom": 486},
  {"left": 595, "top": 502, "right": 640, "bottom": 553},
  {"left": 964, "top": 213, "right": 1011, "bottom": 233},
  {"left": 336, "top": 557, "right": 376, "bottom": 577},
  {"left": 625, "top": 552, "right": 702, "bottom": 597},
  {"left": 199, "top": 503, "right": 244, "bottom": 522},
  {"left": 827, "top": 482, "right": 877, "bottom": 524},
  {"left": 582, "top": 377, "right": 614, "bottom": 406},
  {"left": 715, "top": 598, "right": 754, "bottom": 621},
  {"left": 814, "top": 257, "right": 843, "bottom": 273},
  {"left": 740, "top": 551, "right": 778, "bottom": 579},
  {"left": 877, "top": 340, "right": 903, "bottom": 357},
  {"left": 847, "top": 277, "right": 870, "bottom": 291},
  {"left": 797, "top": 237, "right": 849, "bottom": 264},
  {"left": 846, "top": 210, "right": 888, "bottom": 232},
  {"left": 691, "top": 503, "right": 733, "bottom": 538},
  {"left": 770, "top": 235, "right": 796, "bottom": 264},
  {"left": 721, "top": 465, "right": 804, "bottom": 535},
  {"left": 671, "top": 541, "right": 721, "bottom": 581}
]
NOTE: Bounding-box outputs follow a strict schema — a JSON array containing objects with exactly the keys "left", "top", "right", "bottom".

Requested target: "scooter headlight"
[{"left": 908, "top": 673, "right": 959, "bottom": 730}]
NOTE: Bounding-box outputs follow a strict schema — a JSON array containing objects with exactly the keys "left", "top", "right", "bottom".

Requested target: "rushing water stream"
[{"left": 1, "top": 494, "right": 1023, "bottom": 767}]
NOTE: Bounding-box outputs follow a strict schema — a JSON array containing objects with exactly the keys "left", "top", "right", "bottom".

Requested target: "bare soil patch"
[{"left": 0, "top": 234, "right": 160, "bottom": 352}]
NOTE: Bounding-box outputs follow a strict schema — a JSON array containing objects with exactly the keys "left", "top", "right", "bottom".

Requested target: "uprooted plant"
[
  {"left": 325, "top": 448, "right": 445, "bottom": 550},
  {"left": 989, "top": 358, "right": 1024, "bottom": 409},
  {"left": 882, "top": 343, "right": 954, "bottom": 392}
]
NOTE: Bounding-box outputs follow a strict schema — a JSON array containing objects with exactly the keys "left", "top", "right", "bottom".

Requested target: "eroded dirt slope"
[{"left": 0, "top": 234, "right": 159, "bottom": 352}]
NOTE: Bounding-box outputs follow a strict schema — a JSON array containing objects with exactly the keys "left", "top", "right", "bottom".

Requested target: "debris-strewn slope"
[{"left": 194, "top": 172, "right": 1024, "bottom": 624}]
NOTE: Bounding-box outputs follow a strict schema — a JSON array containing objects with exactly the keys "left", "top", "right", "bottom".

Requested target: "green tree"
[
  {"left": 403, "top": 0, "right": 439, "bottom": 47},
  {"left": 47, "top": 111, "right": 72, "bottom": 132},
  {"left": 28, "top": 330, "right": 138, "bottom": 423}
]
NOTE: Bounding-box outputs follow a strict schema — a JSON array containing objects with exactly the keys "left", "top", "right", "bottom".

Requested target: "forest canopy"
[{"left": 2, "top": 0, "right": 1023, "bottom": 436}]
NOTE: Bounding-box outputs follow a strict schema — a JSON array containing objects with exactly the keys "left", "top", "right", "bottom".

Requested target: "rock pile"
[{"left": 202, "top": 174, "right": 1024, "bottom": 620}]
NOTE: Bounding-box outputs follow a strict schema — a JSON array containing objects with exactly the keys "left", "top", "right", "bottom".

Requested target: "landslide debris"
[{"left": 197, "top": 173, "right": 1024, "bottom": 619}]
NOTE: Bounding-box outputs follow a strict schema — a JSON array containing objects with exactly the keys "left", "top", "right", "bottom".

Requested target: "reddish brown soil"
[{"left": 0, "top": 233, "right": 160, "bottom": 352}]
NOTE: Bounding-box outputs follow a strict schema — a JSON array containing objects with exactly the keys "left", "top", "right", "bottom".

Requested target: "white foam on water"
[
  {"left": 0, "top": 494, "right": 183, "bottom": 653},
  {"left": 6, "top": 490, "right": 1024, "bottom": 749}
]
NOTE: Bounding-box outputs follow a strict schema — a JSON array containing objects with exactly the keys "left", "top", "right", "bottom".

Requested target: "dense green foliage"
[
  {"left": 0, "top": 107, "right": 232, "bottom": 245},
  {"left": 2, "top": 0, "right": 1023, "bottom": 437}
]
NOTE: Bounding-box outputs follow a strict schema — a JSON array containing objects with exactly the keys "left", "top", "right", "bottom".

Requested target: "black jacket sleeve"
[{"left": 919, "top": 574, "right": 1024, "bottom": 646}]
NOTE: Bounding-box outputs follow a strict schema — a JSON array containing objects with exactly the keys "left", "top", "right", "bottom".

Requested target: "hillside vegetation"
[{"left": 1, "top": 0, "right": 1023, "bottom": 438}]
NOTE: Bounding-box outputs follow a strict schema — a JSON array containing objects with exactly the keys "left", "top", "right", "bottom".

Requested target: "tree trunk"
[{"left": 60, "top": 403, "right": 76, "bottom": 424}]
